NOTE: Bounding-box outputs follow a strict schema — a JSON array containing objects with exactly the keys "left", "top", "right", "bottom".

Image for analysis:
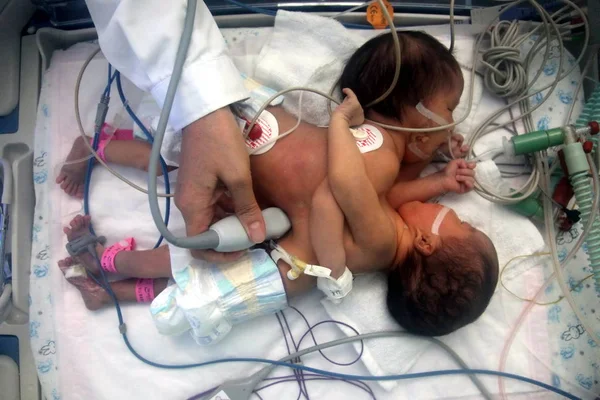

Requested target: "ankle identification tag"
[
  {"left": 353, "top": 124, "right": 383, "bottom": 154},
  {"left": 317, "top": 267, "right": 353, "bottom": 303}
]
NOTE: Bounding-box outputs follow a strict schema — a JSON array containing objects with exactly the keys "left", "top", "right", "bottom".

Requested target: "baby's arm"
[
  {"left": 388, "top": 159, "right": 476, "bottom": 209},
  {"left": 326, "top": 89, "right": 398, "bottom": 257},
  {"left": 309, "top": 89, "right": 400, "bottom": 280},
  {"left": 308, "top": 89, "right": 368, "bottom": 279},
  {"left": 401, "top": 133, "right": 469, "bottom": 181},
  {"left": 396, "top": 159, "right": 433, "bottom": 182},
  {"left": 310, "top": 180, "right": 346, "bottom": 278}
]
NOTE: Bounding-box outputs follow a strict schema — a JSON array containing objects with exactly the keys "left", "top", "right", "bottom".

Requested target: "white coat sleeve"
[{"left": 85, "top": 0, "right": 249, "bottom": 132}]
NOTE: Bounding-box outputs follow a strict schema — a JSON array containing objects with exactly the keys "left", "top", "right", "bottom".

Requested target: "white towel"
[
  {"left": 322, "top": 161, "right": 547, "bottom": 394},
  {"left": 254, "top": 11, "right": 365, "bottom": 126}
]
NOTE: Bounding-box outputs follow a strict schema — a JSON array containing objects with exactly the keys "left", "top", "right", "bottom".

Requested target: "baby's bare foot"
[
  {"left": 63, "top": 214, "right": 104, "bottom": 275},
  {"left": 56, "top": 136, "right": 92, "bottom": 198},
  {"left": 58, "top": 257, "right": 108, "bottom": 310}
]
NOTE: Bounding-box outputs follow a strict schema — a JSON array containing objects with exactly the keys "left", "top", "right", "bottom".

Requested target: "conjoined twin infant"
[{"left": 56, "top": 31, "right": 499, "bottom": 344}]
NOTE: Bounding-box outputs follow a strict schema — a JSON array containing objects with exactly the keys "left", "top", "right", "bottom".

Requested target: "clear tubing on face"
[
  {"left": 408, "top": 142, "right": 431, "bottom": 160},
  {"left": 416, "top": 102, "right": 449, "bottom": 127},
  {"left": 409, "top": 102, "right": 452, "bottom": 160},
  {"left": 431, "top": 207, "right": 451, "bottom": 235}
]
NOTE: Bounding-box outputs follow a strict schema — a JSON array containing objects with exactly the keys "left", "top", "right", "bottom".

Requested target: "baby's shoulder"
[
  {"left": 352, "top": 123, "right": 403, "bottom": 155},
  {"left": 356, "top": 124, "right": 401, "bottom": 194}
]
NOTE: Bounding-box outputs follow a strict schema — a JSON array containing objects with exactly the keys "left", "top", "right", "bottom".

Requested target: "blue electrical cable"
[
  {"left": 221, "top": 0, "right": 375, "bottom": 30},
  {"left": 103, "top": 68, "right": 117, "bottom": 98},
  {"left": 84, "top": 67, "right": 171, "bottom": 249},
  {"left": 107, "top": 65, "right": 111, "bottom": 96},
  {"left": 114, "top": 71, "right": 171, "bottom": 248},
  {"left": 223, "top": 0, "right": 275, "bottom": 16}
]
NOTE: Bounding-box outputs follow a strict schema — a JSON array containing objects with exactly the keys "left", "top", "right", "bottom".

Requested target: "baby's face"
[
  {"left": 398, "top": 201, "right": 483, "bottom": 241},
  {"left": 401, "top": 76, "right": 465, "bottom": 162},
  {"left": 421, "top": 76, "right": 464, "bottom": 129}
]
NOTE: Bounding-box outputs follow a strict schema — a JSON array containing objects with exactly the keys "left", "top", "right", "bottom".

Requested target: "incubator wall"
[{"left": 30, "top": 0, "right": 514, "bottom": 27}]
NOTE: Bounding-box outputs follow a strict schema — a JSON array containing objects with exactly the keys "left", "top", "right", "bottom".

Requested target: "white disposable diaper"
[
  {"left": 234, "top": 73, "right": 284, "bottom": 118},
  {"left": 150, "top": 246, "right": 288, "bottom": 346}
]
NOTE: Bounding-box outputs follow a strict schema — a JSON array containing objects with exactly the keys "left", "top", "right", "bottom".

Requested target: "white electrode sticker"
[
  {"left": 354, "top": 124, "right": 384, "bottom": 153},
  {"left": 244, "top": 110, "right": 279, "bottom": 155}
]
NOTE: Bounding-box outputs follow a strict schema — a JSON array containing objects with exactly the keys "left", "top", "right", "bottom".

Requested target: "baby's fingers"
[
  {"left": 342, "top": 88, "right": 358, "bottom": 99},
  {"left": 451, "top": 133, "right": 465, "bottom": 143},
  {"left": 453, "top": 159, "right": 467, "bottom": 169},
  {"left": 456, "top": 175, "right": 475, "bottom": 190},
  {"left": 458, "top": 144, "right": 470, "bottom": 154},
  {"left": 457, "top": 168, "right": 475, "bottom": 177},
  {"left": 456, "top": 174, "right": 474, "bottom": 183},
  {"left": 459, "top": 160, "right": 477, "bottom": 169}
]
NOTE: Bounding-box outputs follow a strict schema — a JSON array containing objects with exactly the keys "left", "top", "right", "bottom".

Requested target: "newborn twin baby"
[{"left": 56, "top": 31, "right": 499, "bottom": 341}]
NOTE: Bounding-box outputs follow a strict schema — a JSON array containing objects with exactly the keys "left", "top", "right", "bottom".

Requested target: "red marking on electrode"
[
  {"left": 356, "top": 127, "right": 377, "bottom": 149},
  {"left": 246, "top": 118, "right": 273, "bottom": 149}
]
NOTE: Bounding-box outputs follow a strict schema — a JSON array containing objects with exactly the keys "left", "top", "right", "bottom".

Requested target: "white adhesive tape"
[
  {"left": 354, "top": 124, "right": 384, "bottom": 154},
  {"left": 431, "top": 207, "right": 451, "bottom": 235}
]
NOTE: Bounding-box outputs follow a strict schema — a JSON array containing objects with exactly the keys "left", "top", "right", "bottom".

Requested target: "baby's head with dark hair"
[
  {"left": 387, "top": 231, "right": 499, "bottom": 336},
  {"left": 388, "top": 202, "right": 499, "bottom": 336},
  {"left": 340, "top": 30, "right": 463, "bottom": 123}
]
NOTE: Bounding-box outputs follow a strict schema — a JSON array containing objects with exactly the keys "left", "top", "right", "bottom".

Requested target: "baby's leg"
[
  {"left": 58, "top": 257, "right": 169, "bottom": 310},
  {"left": 64, "top": 214, "right": 172, "bottom": 279},
  {"left": 309, "top": 180, "right": 346, "bottom": 278},
  {"left": 102, "top": 139, "right": 169, "bottom": 174},
  {"left": 57, "top": 136, "right": 173, "bottom": 198}
]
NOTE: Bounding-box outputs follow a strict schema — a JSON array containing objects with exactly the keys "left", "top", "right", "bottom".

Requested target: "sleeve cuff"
[{"left": 151, "top": 55, "right": 250, "bottom": 132}]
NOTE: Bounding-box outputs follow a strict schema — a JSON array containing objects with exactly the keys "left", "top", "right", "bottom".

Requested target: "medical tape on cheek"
[
  {"left": 408, "top": 142, "right": 431, "bottom": 161},
  {"left": 416, "top": 102, "right": 449, "bottom": 127},
  {"left": 431, "top": 207, "right": 451, "bottom": 235}
]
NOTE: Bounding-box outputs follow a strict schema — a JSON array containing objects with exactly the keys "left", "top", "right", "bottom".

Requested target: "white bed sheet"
[{"left": 28, "top": 26, "right": 596, "bottom": 400}]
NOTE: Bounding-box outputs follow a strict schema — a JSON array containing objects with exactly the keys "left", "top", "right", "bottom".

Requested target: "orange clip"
[{"left": 367, "top": 0, "right": 394, "bottom": 29}]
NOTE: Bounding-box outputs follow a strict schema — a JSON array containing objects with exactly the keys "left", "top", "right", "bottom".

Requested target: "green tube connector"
[
  {"left": 512, "top": 127, "right": 564, "bottom": 155},
  {"left": 506, "top": 197, "right": 544, "bottom": 221},
  {"left": 563, "top": 142, "right": 589, "bottom": 175}
]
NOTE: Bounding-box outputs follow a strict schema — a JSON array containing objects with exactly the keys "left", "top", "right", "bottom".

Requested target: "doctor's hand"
[{"left": 176, "top": 107, "right": 266, "bottom": 261}]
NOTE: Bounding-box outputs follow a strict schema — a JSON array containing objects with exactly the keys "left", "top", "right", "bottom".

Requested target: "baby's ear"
[{"left": 413, "top": 229, "right": 441, "bottom": 256}]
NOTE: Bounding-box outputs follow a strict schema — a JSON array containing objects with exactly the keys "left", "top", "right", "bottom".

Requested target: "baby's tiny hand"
[
  {"left": 439, "top": 133, "right": 469, "bottom": 159},
  {"left": 441, "top": 159, "right": 476, "bottom": 194},
  {"left": 334, "top": 88, "right": 365, "bottom": 127}
]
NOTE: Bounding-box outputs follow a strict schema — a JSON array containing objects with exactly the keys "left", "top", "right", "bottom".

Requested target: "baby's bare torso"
[
  {"left": 249, "top": 107, "right": 398, "bottom": 280},
  {"left": 251, "top": 108, "right": 327, "bottom": 221}
]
